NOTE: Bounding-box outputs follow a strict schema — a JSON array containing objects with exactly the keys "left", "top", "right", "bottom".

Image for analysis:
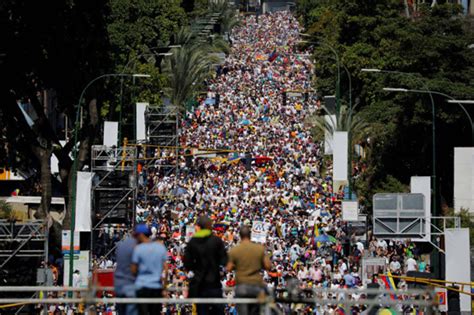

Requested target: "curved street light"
[
  {"left": 361, "top": 68, "right": 438, "bottom": 220},
  {"left": 299, "top": 35, "right": 341, "bottom": 116},
  {"left": 118, "top": 46, "right": 181, "bottom": 140},
  {"left": 383, "top": 87, "right": 474, "bottom": 145},
  {"left": 68, "top": 73, "right": 149, "bottom": 291}
]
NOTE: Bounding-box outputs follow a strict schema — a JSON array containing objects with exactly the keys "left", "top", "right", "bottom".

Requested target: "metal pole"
[
  {"left": 364, "top": 70, "right": 437, "bottom": 218},
  {"left": 340, "top": 64, "right": 353, "bottom": 199},
  {"left": 318, "top": 43, "right": 341, "bottom": 117},
  {"left": 65, "top": 114, "right": 68, "bottom": 141},
  {"left": 366, "top": 69, "right": 440, "bottom": 277},
  {"left": 69, "top": 73, "right": 135, "bottom": 292},
  {"left": 300, "top": 39, "right": 340, "bottom": 116}
]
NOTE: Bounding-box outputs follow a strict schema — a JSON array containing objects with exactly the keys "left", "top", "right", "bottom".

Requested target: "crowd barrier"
[{"left": 0, "top": 285, "right": 437, "bottom": 314}]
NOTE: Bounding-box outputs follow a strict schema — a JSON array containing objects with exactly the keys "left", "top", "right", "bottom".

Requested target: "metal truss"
[
  {"left": 91, "top": 145, "right": 136, "bottom": 260},
  {"left": 0, "top": 220, "right": 47, "bottom": 269},
  {"left": 373, "top": 216, "right": 461, "bottom": 253},
  {"left": 141, "top": 105, "right": 180, "bottom": 202},
  {"left": 91, "top": 145, "right": 136, "bottom": 172}
]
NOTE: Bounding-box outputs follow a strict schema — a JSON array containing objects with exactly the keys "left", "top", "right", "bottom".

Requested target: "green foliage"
[
  {"left": 307, "top": 105, "right": 373, "bottom": 145},
  {"left": 106, "top": 0, "right": 188, "bottom": 138},
  {"left": 444, "top": 208, "right": 474, "bottom": 246},
  {"left": 161, "top": 28, "right": 227, "bottom": 111},
  {"left": 0, "top": 200, "right": 14, "bottom": 220},
  {"left": 298, "top": 0, "right": 474, "bottom": 210},
  {"left": 107, "top": 0, "right": 187, "bottom": 58},
  {"left": 208, "top": 0, "right": 241, "bottom": 35}
]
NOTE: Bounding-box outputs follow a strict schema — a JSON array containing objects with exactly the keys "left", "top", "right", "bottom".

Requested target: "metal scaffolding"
[
  {"left": 0, "top": 219, "right": 48, "bottom": 269},
  {"left": 141, "top": 105, "right": 180, "bottom": 202},
  {"left": 90, "top": 145, "right": 136, "bottom": 260}
]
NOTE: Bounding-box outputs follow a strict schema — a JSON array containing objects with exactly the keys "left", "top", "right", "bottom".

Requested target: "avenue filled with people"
[{"left": 107, "top": 10, "right": 434, "bottom": 315}]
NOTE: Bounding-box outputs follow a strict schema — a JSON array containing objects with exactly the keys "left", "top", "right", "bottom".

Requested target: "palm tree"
[
  {"left": 308, "top": 104, "right": 372, "bottom": 145},
  {"left": 208, "top": 0, "right": 240, "bottom": 37},
  {"left": 161, "top": 27, "right": 227, "bottom": 112}
]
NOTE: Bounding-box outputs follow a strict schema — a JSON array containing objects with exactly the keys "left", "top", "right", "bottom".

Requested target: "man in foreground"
[
  {"left": 131, "top": 223, "right": 168, "bottom": 315},
  {"left": 227, "top": 225, "right": 272, "bottom": 315},
  {"left": 184, "top": 215, "right": 228, "bottom": 315},
  {"left": 114, "top": 228, "right": 139, "bottom": 315}
]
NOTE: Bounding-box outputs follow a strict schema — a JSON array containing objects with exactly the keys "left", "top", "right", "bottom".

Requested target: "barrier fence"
[{"left": 0, "top": 285, "right": 437, "bottom": 314}]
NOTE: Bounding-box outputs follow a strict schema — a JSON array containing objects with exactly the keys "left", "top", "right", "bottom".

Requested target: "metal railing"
[{"left": 0, "top": 285, "right": 437, "bottom": 315}]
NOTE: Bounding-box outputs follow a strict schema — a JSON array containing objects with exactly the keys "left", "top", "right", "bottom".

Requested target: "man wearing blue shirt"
[
  {"left": 131, "top": 224, "right": 168, "bottom": 315},
  {"left": 343, "top": 269, "right": 356, "bottom": 288},
  {"left": 114, "top": 231, "right": 138, "bottom": 315}
]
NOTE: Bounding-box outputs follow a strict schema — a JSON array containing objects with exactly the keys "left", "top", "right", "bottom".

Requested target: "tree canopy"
[
  {"left": 0, "top": 0, "right": 214, "bottom": 231},
  {"left": 297, "top": 0, "right": 474, "bottom": 210}
]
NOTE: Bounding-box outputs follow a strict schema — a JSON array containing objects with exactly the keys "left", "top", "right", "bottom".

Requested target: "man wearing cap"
[
  {"left": 184, "top": 215, "right": 228, "bottom": 315},
  {"left": 114, "top": 229, "right": 138, "bottom": 315},
  {"left": 131, "top": 223, "right": 168, "bottom": 315}
]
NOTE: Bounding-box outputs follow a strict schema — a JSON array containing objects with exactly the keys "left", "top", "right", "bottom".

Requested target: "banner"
[
  {"left": 453, "top": 148, "right": 474, "bottom": 213},
  {"left": 75, "top": 171, "right": 93, "bottom": 231},
  {"left": 103, "top": 121, "right": 118, "bottom": 147},
  {"left": 333, "top": 131, "right": 348, "bottom": 181},
  {"left": 185, "top": 225, "right": 195, "bottom": 242},
  {"left": 63, "top": 251, "right": 89, "bottom": 287},
  {"left": 410, "top": 176, "right": 430, "bottom": 242},
  {"left": 251, "top": 221, "right": 268, "bottom": 244},
  {"left": 324, "top": 115, "right": 336, "bottom": 155},
  {"left": 445, "top": 228, "right": 471, "bottom": 313},
  {"left": 435, "top": 288, "right": 448, "bottom": 312},
  {"left": 62, "top": 230, "right": 80, "bottom": 254},
  {"left": 342, "top": 201, "right": 358, "bottom": 221},
  {"left": 136, "top": 102, "right": 148, "bottom": 142}
]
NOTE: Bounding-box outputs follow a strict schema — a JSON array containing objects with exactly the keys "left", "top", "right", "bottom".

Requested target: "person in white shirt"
[
  {"left": 406, "top": 256, "right": 418, "bottom": 272},
  {"left": 338, "top": 259, "right": 348, "bottom": 273},
  {"left": 377, "top": 239, "right": 388, "bottom": 250},
  {"left": 72, "top": 270, "right": 81, "bottom": 287}
]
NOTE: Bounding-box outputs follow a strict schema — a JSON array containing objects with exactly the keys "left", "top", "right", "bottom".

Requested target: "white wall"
[
  {"left": 454, "top": 148, "right": 474, "bottom": 212},
  {"left": 103, "top": 121, "right": 118, "bottom": 147},
  {"left": 136, "top": 102, "right": 148, "bottom": 142},
  {"left": 410, "top": 176, "right": 430, "bottom": 242},
  {"left": 445, "top": 228, "right": 471, "bottom": 313},
  {"left": 333, "top": 131, "right": 348, "bottom": 181}
]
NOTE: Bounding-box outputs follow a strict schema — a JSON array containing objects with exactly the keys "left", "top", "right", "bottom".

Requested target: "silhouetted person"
[{"left": 184, "top": 216, "right": 228, "bottom": 315}]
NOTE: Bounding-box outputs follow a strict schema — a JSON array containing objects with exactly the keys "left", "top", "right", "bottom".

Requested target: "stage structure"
[
  {"left": 90, "top": 145, "right": 136, "bottom": 258},
  {"left": 140, "top": 104, "right": 180, "bottom": 204},
  {"left": 0, "top": 220, "right": 48, "bottom": 269}
]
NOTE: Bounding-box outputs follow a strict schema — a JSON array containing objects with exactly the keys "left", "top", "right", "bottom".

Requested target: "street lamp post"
[
  {"left": 299, "top": 37, "right": 355, "bottom": 199},
  {"left": 383, "top": 87, "right": 474, "bottom": 279},
  {"left": 68, "top": 73, "right": 149, "bottom": 292},
  {"left": 119, "top": 46, "right": 180, "bottom": 141},
  {"left": 361, "top": 68, "right": 438, "bottom": 218},
  {"left": 383, "top": 88, "right": 474, "bottom": 145},
  {"left": 299, "top": 36, "right": 341, "bottom": 116}
]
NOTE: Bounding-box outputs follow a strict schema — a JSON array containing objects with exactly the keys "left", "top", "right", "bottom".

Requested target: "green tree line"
[
  {"left": 0, "top": 0, "right": 230, "bottom": 244},
  {"left": 298, "top": 0, "right": 474, "bottom": 213}
]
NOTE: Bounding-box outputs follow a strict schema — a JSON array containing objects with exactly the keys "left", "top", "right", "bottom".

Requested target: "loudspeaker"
[
  {"left": 367, "top": 282, "right": 379, "bottom": 300},
  {"left": 245, "top": 152, "right": 252, "bottom": 171},
  {"left": 324, "top": 96, "right": 336, "bottom": 115},
  {"left": 406, "top": 271, "right": 434, "bottom": 289},
  {"left": 185, "top": 149, "right": 193, "bottom": 168},
  {"left": 215, "top": 93, "right": 220, "bottom": 109},
  {"left": 447, "top": 286, "right": 460, "bottom": 314}
]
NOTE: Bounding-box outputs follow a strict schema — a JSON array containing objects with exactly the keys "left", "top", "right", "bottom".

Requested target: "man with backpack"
[{"left": 184, "top": 216, "right": 228, "bottom": 315}]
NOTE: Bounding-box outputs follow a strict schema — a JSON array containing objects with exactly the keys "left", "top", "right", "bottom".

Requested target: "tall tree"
[
  {"left": 298, "top": 0, "right": 474, "bottom": 207},
  {"left": 161, "top": 28, "right": 227, "bottom": 111}
]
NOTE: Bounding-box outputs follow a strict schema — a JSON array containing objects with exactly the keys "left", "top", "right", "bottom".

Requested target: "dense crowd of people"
[{"left": 97, "top": 11, "right": 433, "bottom": 315}]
